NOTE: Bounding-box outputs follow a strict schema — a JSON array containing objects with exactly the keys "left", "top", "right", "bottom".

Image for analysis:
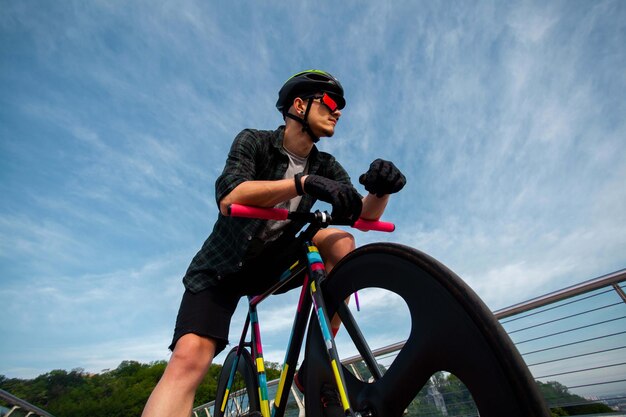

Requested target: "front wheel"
[
  {"left": 304, "top": 243, "right": 550, "bottom": 417},
  {"left": 213, "top": 347, "right": 260, "bottom": 417}
]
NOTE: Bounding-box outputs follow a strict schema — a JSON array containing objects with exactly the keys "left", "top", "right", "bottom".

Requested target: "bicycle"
[{"left": 213, "top": 204, "right": 550, "bottom": 417}]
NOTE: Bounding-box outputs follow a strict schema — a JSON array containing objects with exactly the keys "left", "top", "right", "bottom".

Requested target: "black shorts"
[{"left": 170, "top": 236, "right": 307, "bottom": 355}]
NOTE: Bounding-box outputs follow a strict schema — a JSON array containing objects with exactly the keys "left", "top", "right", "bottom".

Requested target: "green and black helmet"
[
  {"left": 276, "top": 69, "right": 345, "bottom": 115},
  {"left": 276, "top": 70, "right": 345, "bottom": 142}
]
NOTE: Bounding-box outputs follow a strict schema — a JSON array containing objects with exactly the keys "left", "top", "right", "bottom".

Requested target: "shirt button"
[
  {"left": 238, "top": 261, "right": 243, "bottom": 268},
  {"left": 247, "top": 235, "right": 252, "bottom": 241}
]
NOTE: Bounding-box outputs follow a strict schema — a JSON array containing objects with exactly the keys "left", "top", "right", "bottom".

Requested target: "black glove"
[
  {"left": 303, "top": 175, "right": 363, "bottom": 224},
  {"left": 359, "top": 159, "right": 406, "bottom": 197}
]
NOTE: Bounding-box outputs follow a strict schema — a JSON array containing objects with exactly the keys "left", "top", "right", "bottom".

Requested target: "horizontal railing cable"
[
  {"left": 514, "top": 316, "right": 626, "bottom": 344},
  {"left": 507, "top": 303, "right": 624, "bottom": 334},
  {"left": 500, "top": 288, "right": 614, "bottom": 325},
  {"left": 526, "top": 345, "right": 626, "bottom": 367},
  {"left": 547, "top": 397, "right": 623, "bottom": 409},
  {"left": 535, "top": 362, "right": 626, "bottom": 379},
  {"left": 520, "top": 330, "right": 626, "bottom": 355},
  {"left": 566, "top": 379, "right": 626, "bottom": 389}
]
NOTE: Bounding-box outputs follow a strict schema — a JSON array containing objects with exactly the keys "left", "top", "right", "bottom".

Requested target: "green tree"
[
  {"left": 537, "top": 381, "right": 612, "bottom": 416},
  {"left": 0, "top": 360, "right": 214, "bottom": 417}
]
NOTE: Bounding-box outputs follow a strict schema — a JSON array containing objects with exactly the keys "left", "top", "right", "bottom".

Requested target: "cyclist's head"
[
  {"left": 276, "top": 70, "right": 345, "bottom": 142},
  {"left": 276, "top": 70, "right": 345, "bottom": 116}
]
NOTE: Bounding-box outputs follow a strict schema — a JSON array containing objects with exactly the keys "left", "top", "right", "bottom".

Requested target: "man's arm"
[
  {"left": 357, "top": 159, "right": 406, "bottom": 220},
  {"left": 222, "top": 174, "right": 364, "bottom": 226},
  {"left": 219, "top": 179, "right": 298, "bottom": 215},
  {"left": 360, "top": 193, "right": 390, "bottom": 221},
  {"left": 220, "top": 158, "right": 404, "bottom": 223}
]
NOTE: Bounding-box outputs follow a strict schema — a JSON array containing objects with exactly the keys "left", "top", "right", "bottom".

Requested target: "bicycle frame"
[
  {"left": 218, "top": 205, "right": 395, "bottom": 417},
  {"left": 220, "top": 231, "right": 354, "bottom": 417}
]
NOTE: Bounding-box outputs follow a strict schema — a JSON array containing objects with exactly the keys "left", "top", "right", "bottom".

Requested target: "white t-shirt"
[{"left": 256, "top": 147, "right": 309, "bottom": 242}]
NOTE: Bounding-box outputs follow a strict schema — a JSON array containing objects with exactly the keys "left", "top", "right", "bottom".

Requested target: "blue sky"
[{"left": 1, "top": 0, "right": 625, "bottom": 381}]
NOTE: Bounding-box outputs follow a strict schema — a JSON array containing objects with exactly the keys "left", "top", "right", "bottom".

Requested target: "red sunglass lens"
[{"left": 322, "top": 94, "right": 338, "bottom": 112}]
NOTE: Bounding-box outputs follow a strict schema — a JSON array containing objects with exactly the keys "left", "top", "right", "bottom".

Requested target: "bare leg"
[{"left": 142, "top": 334, "right": 217, "bottom": 417}]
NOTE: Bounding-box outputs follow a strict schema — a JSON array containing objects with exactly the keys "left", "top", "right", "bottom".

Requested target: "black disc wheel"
[
  {"left": 304, "top": 243, "right": 550, "bottom": 417},
  {"left": 214, "top": 347, "right": 260, "bottom": 417}
]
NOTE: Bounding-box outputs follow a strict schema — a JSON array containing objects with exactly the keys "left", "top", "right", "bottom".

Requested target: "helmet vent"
[{"left": 306, "top": 73, "right": 332, "bottom": 81}]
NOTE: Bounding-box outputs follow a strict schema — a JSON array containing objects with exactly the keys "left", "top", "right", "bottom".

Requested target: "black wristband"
[{"left": 294, "top": 172, "right": 305, "bottom": 195}]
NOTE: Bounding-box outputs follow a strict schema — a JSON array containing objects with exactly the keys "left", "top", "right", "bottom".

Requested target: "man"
[{"left": 142, "top": 70, "right": 405, "bottom": 417}]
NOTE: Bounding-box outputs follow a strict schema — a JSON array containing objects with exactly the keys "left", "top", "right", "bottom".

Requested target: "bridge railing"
[
  {"left": 0, "top": 388, "right": 55, "bottom": 417},
  {"left": 193, "top": 269, "right": 626, "bottom": 416},
  {"left": 495, "top": 268, "right": 626, "bottom": 412}
]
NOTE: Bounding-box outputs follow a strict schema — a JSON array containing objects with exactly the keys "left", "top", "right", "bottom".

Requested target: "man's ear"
[{"left": 293, "top": 97, "right": 307, "bottom": 114}]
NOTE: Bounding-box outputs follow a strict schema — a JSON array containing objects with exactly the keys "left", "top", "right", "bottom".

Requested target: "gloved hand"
[
  {"left": 303, "top": 175, "right": 363, "bottom": 224},
  {"left": 359, "top": 159, "right": 406, "bottom": 197}
]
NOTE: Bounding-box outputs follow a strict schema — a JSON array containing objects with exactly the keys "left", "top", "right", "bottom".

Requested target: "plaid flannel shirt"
[{"left": 183, "top": 126, "right": 353, "bottom": 293}]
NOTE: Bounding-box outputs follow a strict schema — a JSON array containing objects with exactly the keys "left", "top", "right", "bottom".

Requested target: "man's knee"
[
  {"left": 314, "top": 228, "right": 356, "bottom": 270},
  {"left": 316, "top": 228, "right": 355, "bottom": 251},
  {"left": 333, "top": 230, "right": 356, "bottom": 255},
  {"left": 169, "top": 333, "right": 216, "bottom": 377}
]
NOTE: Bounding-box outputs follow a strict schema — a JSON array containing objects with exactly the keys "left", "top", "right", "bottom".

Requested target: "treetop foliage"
[{"left": 0, "top": 364, "right": 612, "bottom": 417}]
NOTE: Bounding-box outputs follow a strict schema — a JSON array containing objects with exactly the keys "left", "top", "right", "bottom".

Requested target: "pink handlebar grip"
[
  {"left": 353, "top": 218, "right": 396, "bottom": 232},
  {"left": 228, "top": 204, "right": 289, "bottom": 220},
  {"left": 228, "top": 204, "right": 395, "bottom": 232}
]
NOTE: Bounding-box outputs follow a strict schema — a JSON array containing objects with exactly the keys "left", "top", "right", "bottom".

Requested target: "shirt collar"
[{"left": 272, "top": 125, "right": 319, "bottom": 160}]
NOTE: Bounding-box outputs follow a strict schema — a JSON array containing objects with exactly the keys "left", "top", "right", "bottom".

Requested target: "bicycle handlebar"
[{"left": 228, "top": 204, "right": 395, "bottom": 232}]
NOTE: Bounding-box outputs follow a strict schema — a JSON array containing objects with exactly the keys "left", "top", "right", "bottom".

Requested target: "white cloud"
[
  {"left": 507, "top": 3, "right": 560, "bottom": 45},
  {"left": 2, "top": 1, "right": 625, "bottom": 384},
  {"left": 3, "top": 333, "right": 174, "bottom": 378}
]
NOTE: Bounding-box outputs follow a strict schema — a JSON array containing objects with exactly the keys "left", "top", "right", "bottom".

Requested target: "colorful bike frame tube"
[{"left": 219, "top": 240, "right": 356, "bottom": 417}]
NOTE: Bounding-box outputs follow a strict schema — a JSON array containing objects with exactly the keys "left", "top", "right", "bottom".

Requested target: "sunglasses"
[{"left": 312, "top": 93, "right": 340, "bottom": 113}]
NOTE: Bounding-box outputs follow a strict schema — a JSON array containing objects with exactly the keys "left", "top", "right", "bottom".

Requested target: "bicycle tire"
[
  {"left": 214, "top": 347, "right": 261, "bottom": 417},
  {"left": 304, "top": 242, "right": 550, "bottom": 417}
]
